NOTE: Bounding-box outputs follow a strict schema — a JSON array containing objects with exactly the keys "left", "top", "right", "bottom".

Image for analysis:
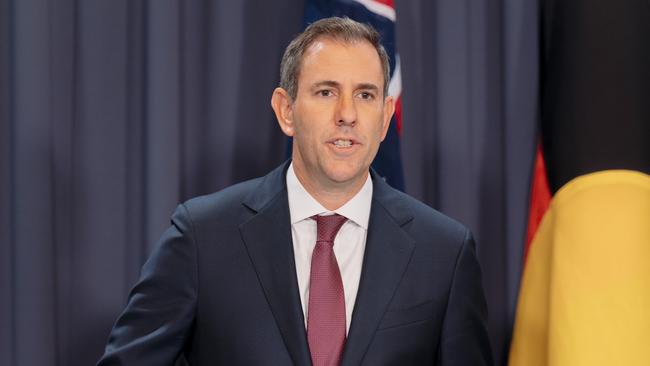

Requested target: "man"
[{"left": 98, "top": 17, "right": 492, "bottom": 365}]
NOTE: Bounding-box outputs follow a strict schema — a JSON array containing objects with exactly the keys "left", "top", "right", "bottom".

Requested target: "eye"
[
  {"left": 317, "top": 89, "right": 334, "bottom": 97},
  {"left": 358, "top": 91, "right": 375, "bottom": 100}
]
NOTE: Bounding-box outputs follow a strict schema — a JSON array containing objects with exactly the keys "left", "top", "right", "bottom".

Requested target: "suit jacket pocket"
[{"left": 377, "top": 299, "right": 436, "bottom": 330}]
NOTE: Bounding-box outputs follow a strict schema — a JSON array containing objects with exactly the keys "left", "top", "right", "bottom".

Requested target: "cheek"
[
  {"left": 295, "top": 121, "right": 328, "bottom": 145},
  {"left": 294, "top": 124, "right": 320, "bottom": 145},
  {"left": 292, "top": 124, "right": 324, "bottom": 157},
  {"left": 372, "top": 119, "right": 388, "bottom": 140}
]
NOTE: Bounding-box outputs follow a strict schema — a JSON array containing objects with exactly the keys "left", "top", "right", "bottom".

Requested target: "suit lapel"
[
  {"left": 341, "top": 174, "right": 415, "bottom": 366},
  {"left": 238, "top": 164, "right": 414, "bottom": 366},
  {"left": 239, "top": 163, "right": 312, "bottom": 366}
]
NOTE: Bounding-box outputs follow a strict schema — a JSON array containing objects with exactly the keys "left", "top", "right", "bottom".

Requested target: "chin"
[{"left": 324, "top": 164, "right": 367, "bottom": 185}]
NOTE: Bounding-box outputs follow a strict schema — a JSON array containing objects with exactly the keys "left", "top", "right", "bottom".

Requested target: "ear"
[
  {"left": 380, "top": 95, "right": 395, "bottom": 141},
  {"left": 271, "top": 87, "right": 295, "bottom": 137}
]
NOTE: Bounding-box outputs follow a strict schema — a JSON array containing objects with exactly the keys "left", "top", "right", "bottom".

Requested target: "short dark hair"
[{"left": 279, "top": 17, "right": 390, "bottom": 100}]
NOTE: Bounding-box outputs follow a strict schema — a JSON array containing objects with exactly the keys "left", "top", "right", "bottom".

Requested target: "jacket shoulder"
[
  {"left": 383, "top": 187, "right": 470, "bottom": 246},
  {"left": 179, "top": 176, "right": 264, "bottom": 225}
]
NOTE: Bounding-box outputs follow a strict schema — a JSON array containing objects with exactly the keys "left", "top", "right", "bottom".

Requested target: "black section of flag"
[{"left": 541, "top": 0, "right": 650, "bottom": 193}]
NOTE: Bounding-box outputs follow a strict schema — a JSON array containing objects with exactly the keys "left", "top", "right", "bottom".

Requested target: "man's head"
[
  {"left": 280, "top": 17, "right": 391, "bottom": 101},
  {"left": 271, "top": 17, "right": 395, "bottom": 207}
]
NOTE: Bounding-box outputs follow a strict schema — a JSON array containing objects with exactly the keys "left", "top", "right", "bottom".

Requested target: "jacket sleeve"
[
  {"left": 97, "top": 204, "right": 198, "bottom": 365},
  {"left": 438, "top": 230, "right": 494, "bottom": 366}
]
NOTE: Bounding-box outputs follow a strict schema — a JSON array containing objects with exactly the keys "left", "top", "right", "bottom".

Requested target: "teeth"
[{"left": 333, "top": 139, "right": 352, "bottom": 147}]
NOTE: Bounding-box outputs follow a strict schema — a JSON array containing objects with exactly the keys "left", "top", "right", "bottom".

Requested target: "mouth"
[{"left": 328, "top": 138, "right": 360, "bottom": 149}]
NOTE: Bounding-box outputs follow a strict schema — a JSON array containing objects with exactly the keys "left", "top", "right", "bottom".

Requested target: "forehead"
[{"left": 298, "top": 37, "right": 383, "bottom": 85}]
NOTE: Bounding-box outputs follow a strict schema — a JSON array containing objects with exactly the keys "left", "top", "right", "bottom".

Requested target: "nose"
[{"left": 335, "top": 94, "right": 357, "bottom": 127}]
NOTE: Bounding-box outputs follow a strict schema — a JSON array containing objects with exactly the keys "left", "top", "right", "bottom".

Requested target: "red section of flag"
[
  {"left": 524, "top": 143, "right": 552, "bottom": 262},
  {"left": 372, "top": 0, "right": 394, "bottom": 8},
  {"left": 394, "top": 96, "right": 402, "bottom": 135}
]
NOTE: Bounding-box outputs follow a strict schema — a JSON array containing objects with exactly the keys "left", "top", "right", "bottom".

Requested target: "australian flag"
[{"left": 304, "top": 0, "right": 405, "bottom": 191}]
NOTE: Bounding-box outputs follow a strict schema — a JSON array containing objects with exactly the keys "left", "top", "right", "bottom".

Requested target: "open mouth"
[
  {"left": 332, "top": 139, "right": 353, "bottom": 148},
  {"left": 327, "top": 138, "right": 361, "bottom": 156}
]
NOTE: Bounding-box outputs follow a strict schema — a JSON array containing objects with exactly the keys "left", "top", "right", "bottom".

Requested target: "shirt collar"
[{"left": 286, "top": 162, "right": 372, "bottom": 229}]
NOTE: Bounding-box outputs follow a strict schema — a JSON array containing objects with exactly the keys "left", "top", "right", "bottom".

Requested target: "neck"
[{"left": 292, "top": 164, "right": 368, "bottom": 211}]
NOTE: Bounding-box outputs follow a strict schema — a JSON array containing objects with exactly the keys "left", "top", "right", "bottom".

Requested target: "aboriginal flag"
[
  {"left": 303, "top": 0, "right": 405, "bottom": 191},
  {"left": 509, "top": 1, "right": 650, "bottom": 365}
]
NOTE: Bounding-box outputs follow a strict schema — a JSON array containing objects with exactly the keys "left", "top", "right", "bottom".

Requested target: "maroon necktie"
[{"left": 308, "top": 214, "right": 348, "bottom": 366}]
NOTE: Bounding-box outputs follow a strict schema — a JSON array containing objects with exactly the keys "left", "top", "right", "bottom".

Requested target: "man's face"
[{"left": 273, "top": 38, "right": 394, "bottom": 196}]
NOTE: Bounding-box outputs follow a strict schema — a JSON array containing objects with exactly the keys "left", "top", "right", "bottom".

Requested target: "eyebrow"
[{"left": 311, "top": 80, "right": 380, "bottom": 92}]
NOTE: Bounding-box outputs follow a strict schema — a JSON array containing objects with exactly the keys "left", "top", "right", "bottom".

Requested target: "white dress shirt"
[{"left": 286, "top": 163, "right": 372, "bottom": 335}]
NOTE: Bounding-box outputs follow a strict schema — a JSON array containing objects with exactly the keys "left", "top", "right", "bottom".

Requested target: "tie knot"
[{"left": 313, "top": 214, "right": 347, "bottom": 243}]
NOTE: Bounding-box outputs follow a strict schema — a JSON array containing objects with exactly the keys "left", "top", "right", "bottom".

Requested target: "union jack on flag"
[{"left": 304, "top": 0, "right": 405, "bottom": 191}]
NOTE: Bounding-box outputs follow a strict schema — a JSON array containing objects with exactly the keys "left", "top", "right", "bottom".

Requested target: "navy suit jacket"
[{"left": 98, "top": 162, "right": 493, "bottom": 365}]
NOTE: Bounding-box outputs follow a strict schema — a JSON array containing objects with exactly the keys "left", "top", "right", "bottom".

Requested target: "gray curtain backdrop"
[{"left": 0, "top": 0, "right": 538, "bottom": 365}]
